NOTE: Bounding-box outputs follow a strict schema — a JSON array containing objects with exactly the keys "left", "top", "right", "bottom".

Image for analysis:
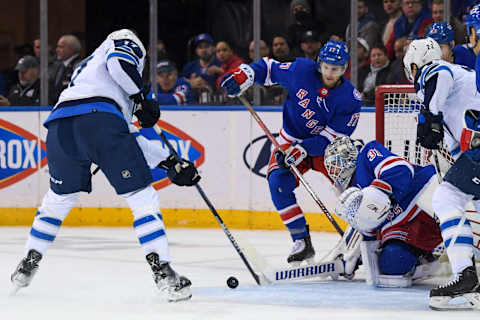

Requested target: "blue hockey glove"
[
  {"left": 220, "top": 64, "right": 255, "bottom": 97},
  {"left": 417, "top": 109, "right": 444, "bottom": 150},
  {"left": 131, "top": 83, "right": 160, "bottom": 128}
]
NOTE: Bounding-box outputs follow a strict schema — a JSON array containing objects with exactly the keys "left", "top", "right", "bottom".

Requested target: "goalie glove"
[
  {"left": 336, "top": 186, "right": 391, "bottom": 232},
  {"left": 322, "top": 225, "right": 363, "bottom": 280},
  {"left": 220, "top": 64, "right": 255, "bottom": 97},
  {"left": 158, "top": 155, "right": 201, "bottom": 186},
  {"left": 131, "top": 83, "right": 160, "bottom": 128}
]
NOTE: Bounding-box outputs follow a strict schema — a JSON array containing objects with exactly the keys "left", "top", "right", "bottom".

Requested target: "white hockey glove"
[
  {"left": 322, "top": 225, "right": 363, "bottom": 280},
  {"left": 336, "top": 186, "right": 391, "bottom": 233},
  {"left": 277, "top": 142, "right": 307, "bottom": 168}
]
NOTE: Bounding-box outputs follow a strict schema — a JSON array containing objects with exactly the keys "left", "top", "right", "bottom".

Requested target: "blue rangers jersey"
[
  {"left": 44, "top": 36, "right": 145, "bottom": 129},
  {"left": 453, "top": 44, "right": 476, "bottom": 69},
  {"left": 157, "top": 77, "right": 193, "bottom": 105},
  {"left": 354, "top": 140, "right": 436, "bottom": 235},
  {"left": 250, "top": 57, "right": 362, "bottom": 156}
]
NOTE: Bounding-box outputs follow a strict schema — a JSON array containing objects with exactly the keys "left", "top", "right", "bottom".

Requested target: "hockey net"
[{"left": 375, "top": 85, "right": 454, "bottom": 171}]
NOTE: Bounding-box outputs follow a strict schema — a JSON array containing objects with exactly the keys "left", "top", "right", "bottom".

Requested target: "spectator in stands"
[
  {"left": 386, "top": 0, "right": 433, "bottom": 62},
  {"left": 287, "top": 0, "right": 324, "bottom": 57},
  {"left": 0, "top": 56, "right": 40, "bottom": 106},
  {"left": 271, "top": 35, "right": 295, "bottom": 62},
  {"left": 299, "top": 30, "right": 321, "bottom": 60},
  {"left": 213, "top": 41, "right": 245, "bottom": 88},
  {"left": 345, "top": 38, "right": 370, "bottom": 80},
  {"left": 431, "top": 0, "right": 467, "bottom": 45},
  {"left": 382, "top": 0, "right": 403, "bottom": 60},
  {"left": 248, "top": 40, "right": 270, "bottom": 62},
  {"left": 142, "top": 40, "right": 169, "bottom": 82},
  {"left": 32, "top": 39, "right": 56, "bottom": 65},
  {"left": 358, "top": 43, "right": 392, "bottom": 106},
  {"left": 156, "top": 59, "right": 193, "bottom": 105},
  {"left": 386, "top": 36, "right": 410, "bottom": 84},
  {"left": 345, "top": 0, "right": 381, "bottom": 50},
  {"left": 49, "top": 34, "right": 82, "bottom": 105},
  {"left": 182, "top": 33, "right": 221, "bottom": 94}
]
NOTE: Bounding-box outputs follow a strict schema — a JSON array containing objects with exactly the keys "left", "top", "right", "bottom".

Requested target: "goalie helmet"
[
  {"left": 403, "top": 37, "right": 442, "bottom": 82},
  {"left": 107, "top": 29, "right": 146, "bottom": 59},
  {"left": 324, "top": 136, "right": 362, "bottom": 191}
]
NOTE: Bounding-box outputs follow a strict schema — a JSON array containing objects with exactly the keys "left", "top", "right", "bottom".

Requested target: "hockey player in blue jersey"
[
  {"left": 404, "top": 37, "right": 480, "bottom": 310},
  {"left": 10, "top": 29, "right": 200, "bottom": 302},
  {"left": 220, "top": 40, "right": 362, "bottom": 265},
  {"left": 156, "top": 59, "right": 194, "bottom": 105},
  {"left": 322, "top": 136, "right": 444, "bottom": 288},
  {"left": 426, "top": 22, "right": 476, "bottom": 68}
]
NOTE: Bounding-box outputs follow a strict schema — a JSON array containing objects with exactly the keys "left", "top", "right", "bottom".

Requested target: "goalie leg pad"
[{"left": 378, "top": 241, "right": 418, "bottom": 275}]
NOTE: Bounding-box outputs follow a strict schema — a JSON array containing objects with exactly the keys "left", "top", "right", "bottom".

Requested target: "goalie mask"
[{"left": 324, "top": 137, "right": 362, "bottom": 191}]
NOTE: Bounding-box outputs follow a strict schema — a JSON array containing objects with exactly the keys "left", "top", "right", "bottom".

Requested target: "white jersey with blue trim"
[
  {"left": 414, "top": 59, "right": 480, "bottom": 155},
  {"left": 54, "top": 37, "right": 145, "bottom": 126}
]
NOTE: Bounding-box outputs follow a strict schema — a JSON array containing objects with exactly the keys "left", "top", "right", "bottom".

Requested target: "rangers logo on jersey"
[
  {"left": 0, "top": 119, "right": 47, "bottom": 189},
  {"left": 318, "top": 88, "right": 329, "bottom": 98},
  {"left": 136, "top": 120, "right": 205, "bottom": 190}
]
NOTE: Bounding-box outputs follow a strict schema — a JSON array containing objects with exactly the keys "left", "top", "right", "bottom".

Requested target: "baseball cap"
[
  {"left": 15, "top": 55, "right": 39, "bottom": 72},
  {"left": 301, "top": 30, "right": 320, "bottom": 43},
  {"left": 194, "top": 33, "right": 214, "bottom": 46},
  {"left": 156, "top": 59, "right": 176, "bottom": 73},
  {"left": 357, "top": 37, "right": 370, "bottom": 52}
]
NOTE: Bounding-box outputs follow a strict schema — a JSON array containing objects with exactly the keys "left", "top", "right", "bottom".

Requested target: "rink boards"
[{"left": 0, "top": 106, "right": 375, "bottom": 230}]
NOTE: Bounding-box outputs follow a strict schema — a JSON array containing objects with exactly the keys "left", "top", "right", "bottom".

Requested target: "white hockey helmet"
[
  {"left": 107, "top": 29, "right": 146, "bottom": 59},
  {"left": 403, "top": 37, "right": 442, "bottom": 82}
]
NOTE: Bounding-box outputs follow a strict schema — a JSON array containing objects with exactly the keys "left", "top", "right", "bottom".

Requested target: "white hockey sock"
[
  {"left": 25, "top": 189, "right": 79, "bottom": 256},
  {"left": 123, "top": 186, "right": 170, "bottom": 262}
]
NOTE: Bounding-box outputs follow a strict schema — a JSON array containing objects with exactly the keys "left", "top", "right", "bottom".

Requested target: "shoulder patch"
[
  {"left": 279, "top": 62, "right": 291, "bottom": 70},
  {"left": 367, "top": 148, "right": 383, "bottom": 161},
  {"left": 353, "top": 88, "right": 362, "bottom": 101}
]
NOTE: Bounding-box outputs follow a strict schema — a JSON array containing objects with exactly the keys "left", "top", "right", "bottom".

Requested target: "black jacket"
[{"left": 7, "top": 79, "right": 41, "bottom": 106}]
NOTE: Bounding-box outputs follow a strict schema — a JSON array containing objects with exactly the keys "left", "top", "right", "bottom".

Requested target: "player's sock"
[{"left": 123, "top": 185, "right": 170, "bottom": 261}]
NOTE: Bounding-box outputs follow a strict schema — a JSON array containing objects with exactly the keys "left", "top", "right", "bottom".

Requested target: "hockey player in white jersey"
[
  {"left": 404, "top": 37, "right": 480, "bottom": 310},
  {"left": 10, "top": 29, "right": 200, "bottom": 302}
]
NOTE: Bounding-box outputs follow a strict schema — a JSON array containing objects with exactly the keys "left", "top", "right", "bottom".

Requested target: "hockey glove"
[
  {"left": 158, "top": 154, "right": 201, "bottom": 186},
  {"left": 131, "top": 84, "right": 160, "bottom": 128},
  {"left": 281, "top": 142, "right": 307, "bottom": 167},
  {"left": 220, "top": 64, "right": 255, "bottom": 97},
  {"left": 416, "top": 109, "right": 444, "bottom": 150}
]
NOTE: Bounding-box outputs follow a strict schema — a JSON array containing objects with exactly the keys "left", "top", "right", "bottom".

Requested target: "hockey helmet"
[
  {"left": 465, "top": 4, "right": 480, "bottom": 37},
  {"left": 324, "top": 136, "right": 362, "bottom": 191},
  {"left": 403, "top": 37, "right": 442, "bottom": 82},
  {"left": 107, "top": 29, "right": 146, "bottom": 59},
  {"left": 317, "top": 40, "right": 349, "bottom": 67},
  {"left": 426, "top": 22, "right": 454, "bottom": 45}
]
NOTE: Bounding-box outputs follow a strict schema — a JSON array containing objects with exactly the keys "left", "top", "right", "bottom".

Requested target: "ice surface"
[{"left": 0, "top": 227, "right": 476, "bottom": 319}]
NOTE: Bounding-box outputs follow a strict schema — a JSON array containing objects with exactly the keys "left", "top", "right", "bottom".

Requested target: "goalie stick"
[
  {"left": 152, "top": 124, "right": 263, "bottom": 285},
  {"left": 238, "top": 96, "right": 344, "bottom": 236}
]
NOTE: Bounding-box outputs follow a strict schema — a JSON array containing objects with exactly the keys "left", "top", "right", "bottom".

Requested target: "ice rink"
[{"left": 0, "top": 227, "right": 476, "bottom": 319}]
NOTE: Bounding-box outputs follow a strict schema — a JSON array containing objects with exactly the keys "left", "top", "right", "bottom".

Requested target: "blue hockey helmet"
[
  {"left": 317, "top": 40, "right": 349, "bottom": 66},
  {"left": 465, "top": 4, "right": 480, "bottom": 37},
  {"left": 426, "top": 22, "right": 454, "bottom": 45}
]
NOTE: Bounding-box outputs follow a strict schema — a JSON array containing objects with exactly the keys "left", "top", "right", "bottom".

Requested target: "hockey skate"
[
  {"left": 11, "top": 249, "right": 42, "bottom": 294},
  {"left": 146, "top": 252, "right": 192, "bottom": 302},
  {"left": 287, "top": 225, "right": 315, "bottom": 266},
  {"left": 429, "top": 263, "right": 480, "bottom": 311}
]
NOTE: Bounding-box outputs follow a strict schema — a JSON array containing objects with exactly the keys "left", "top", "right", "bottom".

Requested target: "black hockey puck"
[{"left": 226, "top": 276, "right": 239, "bottom": 289}]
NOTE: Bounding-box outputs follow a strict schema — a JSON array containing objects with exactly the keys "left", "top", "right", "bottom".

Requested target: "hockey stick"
[
  {"left": 238, "top": 96, "right": 344, "bottom": 236},
  {"left": 152, "top": 124, "right": 263, "bottom": 285},
  {"left": 262, "top": 259, "right": 343, "bottom": 283}
]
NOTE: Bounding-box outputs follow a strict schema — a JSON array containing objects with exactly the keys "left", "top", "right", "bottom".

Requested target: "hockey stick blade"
[{"left": 261, "top": 259, "right": 344, "bottom": 283}]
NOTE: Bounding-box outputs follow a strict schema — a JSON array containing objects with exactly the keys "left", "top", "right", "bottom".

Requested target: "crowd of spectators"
[{"left": 1, "top": 0, "right": 479, "bottom": 107}]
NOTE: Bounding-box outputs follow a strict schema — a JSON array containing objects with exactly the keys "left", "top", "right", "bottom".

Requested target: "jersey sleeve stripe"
[
  {"left": 114, "top": 47, "right": 140, "bottom": 65},
  {"left": 261, "top": 57, "right": 277, "bottom": 86},
  {"left": 107, "top": 52, "right": 138, "bottom": 66},
  {"left": 173, "top": 92, "right": 185, "bottom": 105},
  {"left": 279, "top": 128, "right": 296, "bottom": 144},
  {"left": 374, "top": 156, "right": 414, "bottom": 178},
  {"left": 370, "top": 179, "right": 392, "bottom": 193}
]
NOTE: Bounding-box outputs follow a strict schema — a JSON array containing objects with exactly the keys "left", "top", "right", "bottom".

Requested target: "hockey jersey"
[
  {"left": 44, "top": 37, "right": 145, "bottom": 128},
  {"left": 414, "top": 59, "right": 480, "bottom": 156},
  {"left": 157, "top": 77, "right": 193, "bottom": 105},
  {"left": 453, "top": 44, "right": 476, "bottom": 69},
  {"left": 250, "top": 57, "right": 362, "bottom": 156},
  {"left": 354, "top": 140, "right": 436, "bottom": 234}
]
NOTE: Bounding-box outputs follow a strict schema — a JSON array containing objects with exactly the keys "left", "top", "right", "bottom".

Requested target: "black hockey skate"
[
  {"left": 287, "top": 225, "right": 315, "bottom": 266},
  {"left": 11, "top": 249, "right": 42, "bottom": 293},
  {"left": 146, "top": 252, "right": 192, "bottom": 302},
  {"left": 429, "top": 263, "right": 480, "bottom": 310}
]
